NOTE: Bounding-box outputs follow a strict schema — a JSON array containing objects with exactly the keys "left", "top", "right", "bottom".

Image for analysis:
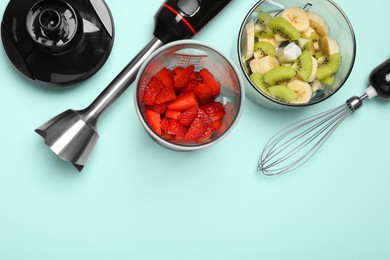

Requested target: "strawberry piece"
[
  {"left": 174, "top": 65, "right": 194, "bottom": 90},
  {"left": 190, "top": 71, "right": 202, "bottom": 82},
  {"left": 160, "top": 117, "right": 170, "bottom": 133},
  {"left": 200, "top": 102, "right": 226, "bottom": 121},
  {"left": 177, "top": 107, "right": 198, "bottom": 127},
  {"left": 168, "top": 92, "right": 198, "bottom": 112},
  {"left": 199, "top": 68, "right": 221, "bottom": 96},
  {"left": 184, "top": 109, "right": 213, "bottom": 141},
  {"left": 212, "top": 118, "right": 223, "bottom": 130},
  {"left": 156, "top": 67, "right": 174, "bottom": 90},
  {"left": 152, "top": 103, "right": 168, "bottom": 114},
  {"left": 145, "top": 109, "right": 161, "bottom": 136},
  {"left": 154, "top": 85, "right": 176, "bottom": 105},
  {"left": 197, "top": 126, "right": 214, "bottom": 143},
  {"left": 181, "top": 80, "right": 199, "bottom": 95},
  {"left": 165, "top": 110, "right": 181, "bottom": 119},
  {"left": 143, "top": 76, "right": 164, "bottom": 105},
  {"left": 167, "top": 119, "right": 187, "bottom": 137},
  {"left": 194, "top": 83, "right": 213, "bottom": 104}
]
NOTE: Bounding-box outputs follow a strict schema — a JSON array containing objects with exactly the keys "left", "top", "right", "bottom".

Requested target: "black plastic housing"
[
  {"left": 153, "top": 0, "right": 231, "bottom": 43},
  {"left": 369, "top": 58, "right": 390, "bottom": 99},
  {"left": 1, "top": 0, "right": 114, "bottom": 87}
]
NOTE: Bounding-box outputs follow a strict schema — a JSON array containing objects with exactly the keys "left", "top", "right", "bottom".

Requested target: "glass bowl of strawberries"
[{"left": 134, "top": 40, "right": 245, "bottom": 151}]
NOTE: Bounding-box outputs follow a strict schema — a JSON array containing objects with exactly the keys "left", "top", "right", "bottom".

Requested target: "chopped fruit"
[
  {"left": 160, "top": 117, "right": 170, "bottom": 133},
  {"left": 140, "top": 65, "right": 230, "bottom": 144},
  {"left": 199, "top": 68, "right": 221, "bottom": 96},
  {"left": 194, "top": 83, "right": 213, "bottom": 104},
  {"left": 200, "top": 102, "right": 226, "bottom": 121},
  {"left": 168, "top": 92, "right": 198, "bottom": 112},
  {"left": 165, "top": 110, "right": 181, "bottom": 119},
  {"left": 167, "top": 119, "right": 187, "bottom": 137},
  {"left": 177, "top": 107, "right": 198, "bottom": 127},
  {"left": 197, "top": 126, "right": 214, "bottom": 143},
  {"left": 174, "top": 65, "right": 194, "bottom": 90},
  {"left": 143, "top": 76, "right": 164, "bottom": 105},
  {"left": 212, "top": 118, "right": 223, "bottom": 130},
  {"left": 154, "top": 85, "right": 176, "bottom": 105},
  {"left": 181, "top": 80, "right": 199, "bottom": 94},
  {"left": 156, "top": 67, "right": 174, "bottom": 90},
  {"left": 152, "top": 103, "right": 168, "bottom": 114},
  {"left": 190, "top": 71, "right": 202, "bottom": 82},
  {"left": 145, "top": 110, "right": 161, "bottom": 136},
  {"left": 184, "top": 109, "right": 213, "bottom": 141}
]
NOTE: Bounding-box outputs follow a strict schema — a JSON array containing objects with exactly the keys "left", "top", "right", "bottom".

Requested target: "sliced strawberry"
[
  {"left": 174, "top": 65, "right": 194, "bottom": 90},
  {"left": 197, "top": 125, "right": 214, "bottom": 143},
  {"left": 200, "top": 102, "right": 226, "bottom": 121},
  {"left": 152, "top": 103, "right": 168, "bottom": 114},
  {"left": 194, "top": 83, "right": 213, "bottom": 104},
  {"left": 165, "top": 110, "right": 181, "bottom": 119},
  {"left": 156, "top": 67, "right": 174, "bottom": 90},
  {"left": 168, "top": 92, "right": 198, "bottom": 112},
  {"left": 145, "top": 109, "right": 161, "bottom": 136},
  {"left": 160, "top": 117, "right": 170, "bottom": 133},
  {"left": 190, "top": 71, "right": 202, "bottom": 82},
  {"left": 173, "top": 66, "right": 185, "bottom": 75},
  {"left": 167, "top": 119, "right": 187, "bottom": 137},
  {"left": 199, "top": 68, "right": 221, "bottom": 96},
  {"left": 184, "top": 109, "right": 212, "bottom": 141},
  {"left": 181, "top": 79, "right": 199, "bottom": 95},
  {"left": 177, "top": 107, "right": 198, "bottom": 127},
  {"left": 143, "top": 76, "right": 164, "bottom": 105},
  {"left": 154, "top": 85, "right": 176, "bottom": 105},
  {"left": 212, "top": 118, "right": 223, "bottom": 130}
]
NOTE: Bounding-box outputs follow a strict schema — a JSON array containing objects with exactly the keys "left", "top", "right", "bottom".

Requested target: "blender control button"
[{"left": 177, "top": 0, "right": 200, "bottom": 16}]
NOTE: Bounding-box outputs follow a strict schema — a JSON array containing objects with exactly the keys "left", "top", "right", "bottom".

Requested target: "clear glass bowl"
[
  {"left": 233, "top": 0, "right": 356, "bottom": 109},
  {"left": 134, "top": 40, "right": 245, "bottom": 151}
]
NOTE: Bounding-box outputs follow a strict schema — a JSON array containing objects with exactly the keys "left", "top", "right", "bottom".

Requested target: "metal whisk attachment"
[{"left": 257, "top": 86, "right": 378, "bottom": 176}]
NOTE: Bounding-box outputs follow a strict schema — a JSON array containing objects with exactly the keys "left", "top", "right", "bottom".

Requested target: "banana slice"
[
  {"left": 307, "top": 11, "right": 329, "bottom": 37},
  {"left": 242, "top": 21, "right": 255, "bottom": 60},
  {"left": 249, "top": 56, "right": 279, "bottom": 74},
  {"left": 310, "top": 79, "right": 324, "bottom": 93},
  {"left": 258, "top": 37, "right": 282, "bottom": 48},
  {"left": 308, "top": 56, "right": 318, "bottom": 82},
  {"left": 287, "top": 79, "right": 313, "bottom": 104},
  {"left": 301, "top": 26, "right": 316, "bottom": 38},
  {"left": 320, "top": 36, "right": 340, "bottom": 55},
  {"left": 280, "top": 7, "right": 310, "bottom": 32}
]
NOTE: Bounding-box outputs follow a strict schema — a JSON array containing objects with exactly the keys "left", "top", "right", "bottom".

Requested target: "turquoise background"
[{"left": 1, "top": 0, "right": 390, "bottom": 259}]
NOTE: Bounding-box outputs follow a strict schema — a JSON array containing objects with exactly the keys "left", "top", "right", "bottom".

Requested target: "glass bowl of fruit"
[
  {"left": 134, "top": 40, "right": 245, "bottom": 151},
  {"left": 234, "top": 0, "right": 356, "bottom": 109}
]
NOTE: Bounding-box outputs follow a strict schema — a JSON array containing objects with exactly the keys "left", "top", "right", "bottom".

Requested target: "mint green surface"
[{"left": 1, "top": 0, "right": 390, "bottom": 259}]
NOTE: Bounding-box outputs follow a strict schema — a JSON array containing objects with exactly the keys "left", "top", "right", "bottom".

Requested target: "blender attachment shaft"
[
  {"left": 257, "top": 58, "right": 390, "bottom": 176},
  {"left": 35, "top": 0, "right": 232, "bottom": 171}
]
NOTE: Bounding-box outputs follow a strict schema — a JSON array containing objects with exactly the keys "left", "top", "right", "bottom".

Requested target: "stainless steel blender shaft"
[{"left": 35, "top": 37, "right": 163, "bottom": 171}]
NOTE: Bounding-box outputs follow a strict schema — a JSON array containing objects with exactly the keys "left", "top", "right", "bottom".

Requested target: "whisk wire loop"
[{"left": 258, "top": 103, "right": 353, "bottom": 176}]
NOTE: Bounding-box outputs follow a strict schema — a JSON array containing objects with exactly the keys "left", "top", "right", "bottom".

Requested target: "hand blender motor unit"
[{"left": 34, "top": 0, "right": 232, "bottom": 171}]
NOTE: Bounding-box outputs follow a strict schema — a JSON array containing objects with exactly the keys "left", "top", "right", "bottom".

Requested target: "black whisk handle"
[{"left": 369, "top": 58, "right": 390, "bottom": 99}]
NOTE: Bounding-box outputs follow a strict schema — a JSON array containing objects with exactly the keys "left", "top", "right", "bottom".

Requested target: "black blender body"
[
  {"left": 154, "top": 0, "right": 231, "bottom": 43},
  {"left": 1, "top": 0, "right": 114, "bottom": 87},
  {"left": 369, "top": 58, "right": 390, "bottom": 99}
]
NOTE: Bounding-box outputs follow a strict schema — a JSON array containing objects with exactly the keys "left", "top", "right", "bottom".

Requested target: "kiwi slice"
[
  {"left": 321, "top": 73, "right": 336, "bottom": 86},
  {"left": 264, "top": 66, "right": 296, "bottom": 86},
  {"left": 256, "top": 12, "right": 274, "bottom": 39},
  {"left": 268, "top": 85, "right": 298, "bottom": 103},
  {"left": 316, "top": 53, "right": 341, "bottom": 80},
  {"left": 250, "top": 72, "right": 270, "bottom": 94},
  {"left": 257, "top": 11, "right": 272, "bottom": 28},
  {"left": 253, "top": 41, "right": 276, "bottom": 57},
  {"left": 292, "top": 50, "right": 313, "bottom": 81},
  {"left": 268, "top": 17, "right": 300, "bottom": 41}
]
